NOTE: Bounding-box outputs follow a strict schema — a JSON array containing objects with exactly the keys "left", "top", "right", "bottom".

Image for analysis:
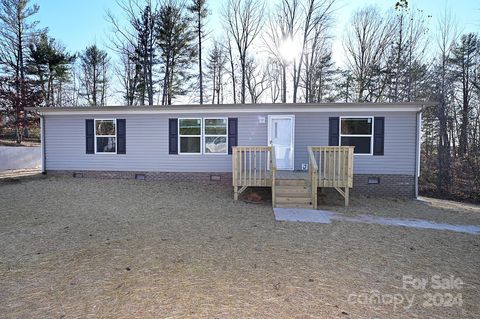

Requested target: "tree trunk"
[{"left": 198, "top": 13, "right": 203, "bottom": 104}]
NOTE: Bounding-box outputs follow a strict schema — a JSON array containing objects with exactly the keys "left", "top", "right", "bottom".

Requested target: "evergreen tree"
[
  {"left": 132, "top": 4, "right": 157, "bottom": 105},
  {"left": 157, "top": 1, "right": 196, "bottom": 105},
  {"left": 27, "top": 33, "right": 75, "bottom": 107},
  {"left": 206, "top": 40, "right": 226, "bottom": 104},
  {"left": 78, "top": 45, "right": 110, "bottom": 106}
]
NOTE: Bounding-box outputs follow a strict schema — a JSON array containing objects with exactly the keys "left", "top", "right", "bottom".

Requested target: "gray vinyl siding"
[
  {"left": 294, "top": 112, "right": 417, "bottom": 174},
  {"left": 44, "top": 111, "right": 417, "bottom": 175}
]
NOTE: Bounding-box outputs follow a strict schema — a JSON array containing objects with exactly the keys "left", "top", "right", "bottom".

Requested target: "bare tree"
[
  {"left": 263, "top": 0, "right": 299, "bottom": 103},
  {"left": 302, "top": 8, "right": 334, "bottom": 103},
  {"left": 266, "top": 58, "right": 282, "bottom": 103},
  {"left": 292, "top": 0, "right": 335, "bottom": 103},
  {"left": 432, "top": 7, "right": 458, "bottom": 194},
  {"left": 450, "top": 33, "right": 478, "bottom": 156},
  {"left": 114, "top": 43, "right": 140, "bottom": 105},
  {"left": 224, "top": 35, "right": 237, "bottom": 104},
  {"left": 245, "top": 57, "right": 269, "bottom": 103},
  {"left": 343, "top": 7, "right": 395, "bottom": 101},
  {"left": 223, "top": 0, "right": 265, "bottom": 104},
  {"left": 206, "top": 40, "right": 226, "bottom": 104},
  {"left": 386, "top": 6, "right": 429, "bottom": 102},
  {"left": 189, "top": 0, "right": 208, "bottom": 104},
  {"left": 106, "top": 0, "right": 157, "bottom": 105}
]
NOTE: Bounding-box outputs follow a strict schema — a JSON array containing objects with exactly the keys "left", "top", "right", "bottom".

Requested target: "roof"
[{"left": 26, "top": 102, "right": 437, "bottom": 115}]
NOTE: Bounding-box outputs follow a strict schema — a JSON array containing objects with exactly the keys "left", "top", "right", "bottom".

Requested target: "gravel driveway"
[{"left": 0, "top": 176, "right": 479, "bottom": 318}]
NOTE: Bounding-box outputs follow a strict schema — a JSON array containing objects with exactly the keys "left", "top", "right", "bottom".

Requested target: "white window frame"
[
  {"left": 339, "top": 116, "right": 374, "bottom": 156},
  {"left": 178, "top": 118, "right": 202, "bottom": 155},
  {"left": 203, "top": 117, "right": 228, "bottom": 155},
  {"left": 94, "top": 118, "right": 117, "bottom": 154}
]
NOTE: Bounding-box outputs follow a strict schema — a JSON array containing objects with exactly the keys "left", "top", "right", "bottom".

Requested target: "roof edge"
[{"left": 26, "top": 102, "right": 436, "bottom": 114}]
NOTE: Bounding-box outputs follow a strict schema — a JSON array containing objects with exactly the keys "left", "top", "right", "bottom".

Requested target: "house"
[{"left": 28, "top": 102, "right": 432, "bottom": 207}]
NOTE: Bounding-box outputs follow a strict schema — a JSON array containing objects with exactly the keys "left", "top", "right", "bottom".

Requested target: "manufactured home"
[{"left": 29, "top": 102, "right": 432, "bottom": 208}]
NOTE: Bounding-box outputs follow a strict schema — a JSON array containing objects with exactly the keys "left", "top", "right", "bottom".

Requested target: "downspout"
[
  {"left": 40, "top": 114, "right": 46, "bottom": 174},
  {"left": 414, "top": 108, "right": 422, "bottom": 198}
]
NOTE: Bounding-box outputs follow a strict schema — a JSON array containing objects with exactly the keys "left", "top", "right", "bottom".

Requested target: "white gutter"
[
  {"left": 414, "top": 109, "right": 423, "bottom": 198},
  {"left": 40, "top": 115, "right": 46, "bottom": 173}
]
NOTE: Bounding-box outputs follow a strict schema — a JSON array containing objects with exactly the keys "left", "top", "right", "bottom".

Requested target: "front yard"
[{"left": 0, "top": 176, "right": 479, "bottom": 318}]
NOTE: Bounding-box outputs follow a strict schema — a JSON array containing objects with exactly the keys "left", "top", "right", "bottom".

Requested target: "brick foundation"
[
  {"left": 351, "top": 174, "right": 415, "bottom": 198},
  {"left": 47, "top": 170, "right": 232, "bottom": 185},
  {"left": 47, "top": 171, "right": 415, "bottom": 198}
]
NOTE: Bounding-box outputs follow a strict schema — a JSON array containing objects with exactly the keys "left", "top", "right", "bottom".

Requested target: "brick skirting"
[
  {"left": 351, "top": 174, "right": 415, "bottom": 198},
  {"left": 47, "top": 170, "right": 233, "bottom": 185},
  {"left": 47, "top": 171, "right": 415, "bottom": 198}
]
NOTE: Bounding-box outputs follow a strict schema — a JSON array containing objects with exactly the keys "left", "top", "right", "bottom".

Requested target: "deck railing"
[
  {"left": 309, "top": 146, "right": 354, "bottom": 206},
  {"left": 232, "top": 146, "right": 276, "bottom": 201},
  {"left": 310, "top": 146, "right": 354, "bottom": 188}
]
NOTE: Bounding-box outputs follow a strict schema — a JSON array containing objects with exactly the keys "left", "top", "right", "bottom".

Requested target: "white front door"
[{"left": 268, "top": 115, "right": 295, "bottom": 170}]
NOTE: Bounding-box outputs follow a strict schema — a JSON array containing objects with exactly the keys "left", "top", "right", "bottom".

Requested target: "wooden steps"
[{"left": 274, "top": 179, "right": 314, "bottom": 209}]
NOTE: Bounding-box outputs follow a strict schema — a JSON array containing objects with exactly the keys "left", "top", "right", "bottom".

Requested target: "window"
[
  {"left": 95, "top": 119, "right": 116, "bottom": 153},
  {"left": 177, "top": 118, "right": 229, "bottom": 155},
  {"left": 340, "top": 117, "right": 373, "bottom": 154},
  {"left": 204, "top": 118, "right": 227, "bottom": 154},
  {"left": 179, "top": 119, "right": 201, "bottom": 154}
]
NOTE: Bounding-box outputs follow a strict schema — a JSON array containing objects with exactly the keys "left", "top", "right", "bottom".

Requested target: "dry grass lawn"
[{"left": 0, "top": 176, "right": 479, "bottom": 318}]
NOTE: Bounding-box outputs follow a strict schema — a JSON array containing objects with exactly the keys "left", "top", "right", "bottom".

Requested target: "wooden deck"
[{"left": 232, "top": 146, "right": 354, "bottom": 208}]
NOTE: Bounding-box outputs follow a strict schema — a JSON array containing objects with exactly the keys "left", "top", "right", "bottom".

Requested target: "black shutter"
[
  {"left": 86, "top": 119, "right": 94, "bottom": 154},
  {"left": 328, "top": 117, "right": 339, "bottom": 146},
  {"left": 169, "top": 118, "right": 178, "bottom": 154},
  {"left": 228, "top": 118, "right": 238, "bottom": 155},
  {"left": 373, "top": 117, "right": 385, "bottom": 155},
  {"left": 117, "top": 119, "right": 126, "bottom": 154}
]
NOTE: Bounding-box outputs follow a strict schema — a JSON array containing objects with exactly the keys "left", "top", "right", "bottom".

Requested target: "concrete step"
[{"left": 276, "top": 179, "right": 308, "bottom": 186}]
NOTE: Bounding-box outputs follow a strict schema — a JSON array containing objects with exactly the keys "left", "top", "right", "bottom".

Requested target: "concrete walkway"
[
  {"left": 274, "top": 207, "right": 480, "bottom": 235},
  {"left": 0, "top": 146, "right": 41, "bottom": 171}
]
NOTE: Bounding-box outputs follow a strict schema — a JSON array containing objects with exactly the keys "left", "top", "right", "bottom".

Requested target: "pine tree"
[
  {"left": 78, "top": 45, "right": 110, "bottom": 106},
  {"left": 28, "top": 33, "right": 75, "bottom": 107},
  {"left": 133, "top": 4, "right": 156, "bottom": 105},
  {"left": 157, "top": 1, "right": 196, "bottom": 105}
]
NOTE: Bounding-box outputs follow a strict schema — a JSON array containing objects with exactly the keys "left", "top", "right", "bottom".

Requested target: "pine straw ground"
[{"left": 0, "top": 176, "right": 479, "bottom": 319}]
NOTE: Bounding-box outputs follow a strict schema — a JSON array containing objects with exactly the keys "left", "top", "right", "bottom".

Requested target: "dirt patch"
[
  {"left": 0, "top": 178, "right": 479, "bottom": 318},
  {"left": 0, "top": 169, "right": 43, "bottom": 182}
]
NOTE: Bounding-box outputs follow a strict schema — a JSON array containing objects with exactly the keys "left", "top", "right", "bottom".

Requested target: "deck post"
[
  {"left": 344, "top": 187, "right": 349, "bottom": 206},
  {"left": 234, "top": 186, "right": 238, "bottom": 201}
]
